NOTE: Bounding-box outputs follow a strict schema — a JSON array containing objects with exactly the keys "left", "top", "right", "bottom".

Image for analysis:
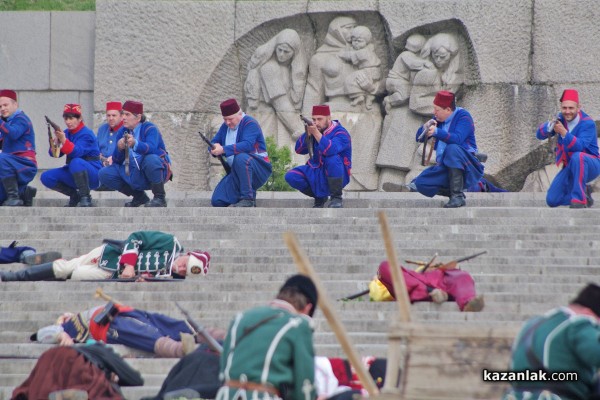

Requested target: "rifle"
[
  {"left": 406, "top": 250, "right": 488, "bottom": 273},
  {"left": 175, "top": 301, "right": 223, "bottom": 354},
  {"left": 198, "top": 130, "right": 231, "bottom": 174},
  {"left": 299, "top": 114, "right": 314, "bottom": 159},
  {"left": 338, "top": 288, "right": 369, "bottom": 301},
  {"left": 123, "top": 132, "right": 131, "bottom": 175},
  {"left": 418, "top": 119, "right": 436, "bottom": 167},
  {"left": 44, "top": 116, "right": 62, "bottom": 158}
]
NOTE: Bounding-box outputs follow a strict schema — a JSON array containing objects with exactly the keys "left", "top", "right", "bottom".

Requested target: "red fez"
[
  {"left": 312, "top": 105, "right": 331, "bottom": 116},
  {"left": 63, "top": 104, "right": 82, "bottom": 117},
  {"left": 106, "top": 101, "right": 122, "bottom": 112},
  {"left": 433, "top": 91, "right": 455, "bottom": 109},
  {"left": 560, "top": 89, "right": 579, "bottom": 104},
  {"left": 123, "top": 100, "right": 143, "bottom": 115},
  {"left": 0, "top": 90, "right": 17, "bottom": 102},
  {"left": 220, "top": 98, "right": 240, "bottom": 117}
]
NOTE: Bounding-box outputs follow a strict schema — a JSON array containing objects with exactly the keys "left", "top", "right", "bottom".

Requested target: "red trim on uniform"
[
  {"left": 112, "top": 121, "right": 123, "bottom": 132},
  {"left": 89, "top": 304, "right": 134, "bottom": 342},
  {"left": 61, "top": 139, "right": 75, "bottom": 155},
  {"left": 70, "top": 122, "right": 85, "bottom": 134},
  {"left": 119, "top": 253, "right": 138, "bottom": 266}
]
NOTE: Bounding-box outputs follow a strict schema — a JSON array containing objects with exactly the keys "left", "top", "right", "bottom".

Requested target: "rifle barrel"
[{"left": 454, "top": 250, "right": 487, "bottom": 263}]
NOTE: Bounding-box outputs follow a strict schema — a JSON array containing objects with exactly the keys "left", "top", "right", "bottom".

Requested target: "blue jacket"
[
  {"left": 211, "top": 115, "right": 269, "bottom": 162},
  {"left": 55, "top": 123, "right": 101, "bottom": 167},
  {"left": 295, "top": 120, "right": 352, "bottom": 177},
  {"left": 112, "top": 120, "right": 170, "bottom": 164},
  {"left": 96, "top": 121, "right": 121, "bottom": 158},
  {"left": 416, "top": 108, "right": 478, "bottom": 158},
  {"left": 0, "top": 109, "right": 37, "bottom": 158},
  {"left": 536, "top": 110, "right": 599, "bottom": 166}
]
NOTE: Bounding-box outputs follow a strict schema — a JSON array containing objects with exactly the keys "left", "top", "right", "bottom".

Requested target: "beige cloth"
[{"left": 52, "top": 246, "right": 112, "bottom": 280}]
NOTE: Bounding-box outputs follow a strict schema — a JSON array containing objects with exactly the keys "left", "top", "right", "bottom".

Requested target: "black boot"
[
  {"left": 53, "top": 182, "right": 80, "bottom": 207},
  {"left": 73, "top": 170, "right": 92, "bottom": 207},
  {"left": 444, "top": 168, "right": 466, "bottom": 208},
  {"left": 0, "top": 262, "right": 56, "bottom": 281},
  {"left": 1, "top": 176, "right": 23, "bottom": 206},
  {"left": 146, "top": 182, "right": 167, "bottom": 207},
  {"left": 300, "top": 187, "right": 327, "bottom": 208},
  {"left": 20, "top": 186, "right": 37, "bottom": 207},
  {"left": 120, "top": 185, "right": 150, "bottom": 207},
  {"left": 327, "top": 177, "right": 344, "bottom": 208}
]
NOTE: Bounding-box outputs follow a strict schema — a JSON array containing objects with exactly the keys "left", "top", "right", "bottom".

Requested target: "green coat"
[
  {"left": 98, "top": 231, "right": 183, "bottom": 278},
  {"left": 504, "top": 307, "right": 600, "bottom": 400},
  {"left": 218, "top": 300, "right": 316, "bottom": 400}
]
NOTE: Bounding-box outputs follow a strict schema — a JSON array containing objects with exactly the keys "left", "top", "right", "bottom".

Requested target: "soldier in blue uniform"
[
  {"left": 0, "top": 231, "right": 210, "bottom": 282},
  {"left": 40, "top": 104, "right": 102, "bottom": 207},
  {"left": 96, "top": 101, "right": 123, "bottom": 167},
  {"left": 217, "top": 274, "right": 318, "bottom": 400},
  {"left": 32, "top": 301, "right": 212, "bottom": 358},
  {"left": 412, "top": 90, "right": 484, "bottom": 208},
  {"left": 210, "top": 98, "right": 272, "bottom": 207},
  {"left": 535, "top": 89, "right": 600, "bottom": 208},
  {"left": 98, "top": 100, "right": 172, "bottom": 207},
  {"left": 0, "top": 89, "right": 38, "bottom": 207},
  {"left": 285, "top": 105, "right": 352, "bottom": 208}
]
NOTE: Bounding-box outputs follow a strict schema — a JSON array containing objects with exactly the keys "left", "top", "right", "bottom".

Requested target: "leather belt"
[{"left": 226, "top": 380, "right": 280, "bottom": 396}]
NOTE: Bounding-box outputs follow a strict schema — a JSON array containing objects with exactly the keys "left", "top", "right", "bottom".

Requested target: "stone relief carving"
[
  {"left": 244, "top": 28, "right": 308, "bottom": 164},
  {"left": 302, "top": 16, "right": 384, "bottom": 191},
  {"left": 376, "top": 31, "right": 466, "bottom": 190}
]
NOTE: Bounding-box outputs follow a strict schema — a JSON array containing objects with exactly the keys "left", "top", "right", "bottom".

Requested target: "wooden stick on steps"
[{"left": 283, "top": 231, "right": 379, "bottom": 397}]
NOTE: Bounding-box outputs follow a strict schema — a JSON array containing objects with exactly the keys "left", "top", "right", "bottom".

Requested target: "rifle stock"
[
  {"left": 44, "top": 116, "right": 61, "bottom": 158},
  {"left": 299, "top": 114, "right": 314, "bottom": 159},
  {"left": 198, "top": 131, "right": 231, "bottom": 174},
  {"left": 123, "top": 132, "right": 131, "bottom": 175}
]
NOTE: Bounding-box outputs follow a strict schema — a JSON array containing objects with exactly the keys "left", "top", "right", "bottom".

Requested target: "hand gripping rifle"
[
  {"left": 547, "top": 111, "right": 561, "bottom": 135},
  {"left": 198, "top": 131, "right": 231, "bottom": 174},
  {"left": 418, "top": 119, "right": 436, "bottom": 167},
  {"left": 299, "top": 114, "right": 314, "bottom": 159},
  {"left": 175, "top": 301, "right": 223, "bottom": 354},
  {"left": 44, "top": 116, "right": 62, "bottom": 158}
]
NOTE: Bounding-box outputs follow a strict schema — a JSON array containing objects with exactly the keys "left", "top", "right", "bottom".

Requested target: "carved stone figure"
[
  {"left": 303, "top": 17, "right": 383, "bottom": 191},
  {"left": 244, "top": 29, "right": 308, "bottom": 162},
  {"left": 376, "top": 32, "right": 465, "bottom": 189},
  {"left": 338, "top": 26, "right": 382, "bottom": 110}
]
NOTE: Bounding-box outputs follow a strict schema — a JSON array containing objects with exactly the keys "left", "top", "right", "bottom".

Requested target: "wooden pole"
[
  {"left": 377, "top": 211, "right": 412, "bottom": 323},
  {"left": 283, "top": 231, "right": 379, "bottom": 397}
]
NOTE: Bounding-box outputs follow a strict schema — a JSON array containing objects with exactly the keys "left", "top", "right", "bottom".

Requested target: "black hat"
[
  {"left": 572, "top": 283, "right": 600, "bottom": 317},
  {"left": 281, "top": 274, "right": 318, "bottom": 317}
]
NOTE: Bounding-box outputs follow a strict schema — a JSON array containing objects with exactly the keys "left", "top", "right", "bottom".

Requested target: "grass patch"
[{"left": 0, "top": 0, "right": 95, "bottom": 11}]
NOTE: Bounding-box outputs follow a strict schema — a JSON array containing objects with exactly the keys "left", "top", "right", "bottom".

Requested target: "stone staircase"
[{"left": 0, "top": 189, "right": 598, "bottom": 399}]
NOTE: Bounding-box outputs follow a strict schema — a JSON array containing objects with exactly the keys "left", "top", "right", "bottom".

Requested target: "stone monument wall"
[{"left": 3, "top": 1, "right": 600, "bottom": 192}]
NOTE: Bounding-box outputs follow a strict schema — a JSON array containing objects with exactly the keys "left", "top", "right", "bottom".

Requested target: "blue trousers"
[
  {"left": 285, "top": 154, "right": 349, "bottom": 198},
  {"left": 40, "top": 158, "right": 102, "bottom": 191},
  {"left": 211, "top": 154, "right": 272, "bottom": 207},
  {"left": 0, "top": 153, "right": 37, "bottom": 202},
  {"left": 414, "top": 144, "right": 484, "bottom": 197},
  {"left": 0, "top": 246, "right": 34, "bottom": 263},
  {"left": 547, "top": 152, "right": 600, "bottom": 207},
  {"left": 106, "top": 309, "right": 192, "bottom": 353},
  {"left": 98, "top": 154, "right": 170, "bottom": 192}
]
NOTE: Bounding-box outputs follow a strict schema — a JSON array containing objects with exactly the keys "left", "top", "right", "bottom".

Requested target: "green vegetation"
[
  {"left": 259, "top": 136, "right": 296, "bottom": 192},
  {"left": 0, "top": 0, "right": 95, "bottom": 11}
]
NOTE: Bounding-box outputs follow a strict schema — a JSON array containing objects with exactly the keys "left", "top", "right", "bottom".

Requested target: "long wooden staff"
[
  {"left": 377, "top": 211, "right": 411, "bottom": 323},
  {"left": 378, "top": 211, "right": 412, "bottom": 395},
  {"left": 283, "top": 232, "right": 379, "bottom": 397}
]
